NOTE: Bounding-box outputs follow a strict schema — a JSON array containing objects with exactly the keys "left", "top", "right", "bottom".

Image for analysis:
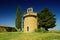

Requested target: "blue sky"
[{"left": 0, "top": 0, "right": 60, "bottom": 30}]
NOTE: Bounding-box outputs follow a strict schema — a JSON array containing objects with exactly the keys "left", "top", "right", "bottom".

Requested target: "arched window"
[
  {"left": 27, "top": 8, "right": 33, "bottom": 12},
  {"left": 27, "top": 26, "right": 29, "bottom": 31}
]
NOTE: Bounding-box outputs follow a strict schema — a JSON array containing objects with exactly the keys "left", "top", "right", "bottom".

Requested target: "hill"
[{"left": 0, "top": 32, "right": 60, "bottom": 40}]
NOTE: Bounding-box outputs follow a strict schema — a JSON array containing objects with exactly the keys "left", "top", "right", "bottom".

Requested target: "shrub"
[{"left": 35, "top": 27, "right": 46, "bottom": 33}]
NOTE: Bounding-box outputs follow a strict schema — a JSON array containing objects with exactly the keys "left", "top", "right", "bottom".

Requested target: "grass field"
[{"left": 0, "top": 31, "right": 60, "bottom": 40}]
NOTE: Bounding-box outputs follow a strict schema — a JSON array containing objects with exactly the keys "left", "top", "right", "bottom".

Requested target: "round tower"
[{"left": 24, "top": 8, "right": 37, "bottom": 32}]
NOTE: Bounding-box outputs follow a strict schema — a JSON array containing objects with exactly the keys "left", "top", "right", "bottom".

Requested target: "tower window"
[
  {"left": 27, "top": 8, "right": 33, "bottom": 12},
  {"left": 28, "top": 9, "right": 32, "bottom": 12}
]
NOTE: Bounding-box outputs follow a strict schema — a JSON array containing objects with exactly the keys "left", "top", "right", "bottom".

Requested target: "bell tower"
[{"left": 24, "top": 7, "right": 37, "bottom": 32}]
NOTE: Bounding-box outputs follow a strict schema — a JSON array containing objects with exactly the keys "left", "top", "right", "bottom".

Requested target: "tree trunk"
[{"left": 45, "top": 28, "right": 48, "bottom": 31}]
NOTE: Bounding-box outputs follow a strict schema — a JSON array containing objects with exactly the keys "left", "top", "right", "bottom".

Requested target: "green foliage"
[
  {"left": 6, "top": 27, "right": 17, "bottom": 32},
  {"left": 35, "top": 27, "right": 46, "bottom": 33},
  {"left": 11, "top": 28, "right": 17, "bottom": 32},
  {"left": 15, "top": 6, "right": 22, "bottom": 31},
  {"left": 38, "top": 8, "right": 56, "bottom": 31},
  {"left": 6, "top": 28, "right": 12, "bottom": 32}
]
